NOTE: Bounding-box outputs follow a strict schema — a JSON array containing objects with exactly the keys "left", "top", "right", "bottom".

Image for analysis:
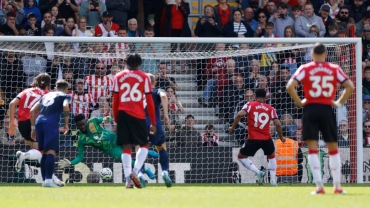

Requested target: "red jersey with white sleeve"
[
  {"left": 17, "top": 87, "right": 49, "bottom": 122},
  {"left": 242, "top": 101, "right": 278, "bottom": 140},
  {"left": 112, "top": 69, "right": 155, "bottom": 124},
  {"left": 84, "top": 75, "right": 112, "bottom": 102},
  {"left": 71, "top": 92, "right": 96, "bottom": 119},
  {"left": 292, "top": 62, "right": 348, "bottom": 106}
]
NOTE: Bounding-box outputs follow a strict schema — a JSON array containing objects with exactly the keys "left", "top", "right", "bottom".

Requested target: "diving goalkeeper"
[{"left": 57, "top": 114, "right": 157, "bottom": 181}]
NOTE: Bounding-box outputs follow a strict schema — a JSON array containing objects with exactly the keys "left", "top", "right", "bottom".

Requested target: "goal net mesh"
[{"left": 0, "top": 39, "right": 361, "bottom": 184}]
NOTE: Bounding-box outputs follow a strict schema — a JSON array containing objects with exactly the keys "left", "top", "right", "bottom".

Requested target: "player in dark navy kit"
[
  {"left": 286, "top": 43, "right": 354, "bottom": 195},
  {"left": 30, "top": 80, "right": 71, "bottom": 188},
  {"left": 146, "top": 73, "right": 172, "bottom": 187}
]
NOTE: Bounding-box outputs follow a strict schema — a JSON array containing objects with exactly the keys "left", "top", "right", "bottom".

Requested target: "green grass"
[{"left": 1, "top": 184, "right": 369, "bottom": 208}]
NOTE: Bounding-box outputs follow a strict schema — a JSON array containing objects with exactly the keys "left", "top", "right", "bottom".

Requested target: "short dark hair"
[
  {"left": 364, "top": 66, "right": 370, "bottom": 72},
  {"left": 186, "top": 114, "right": 194, "bottom": 120},
  {"left": 362, "top": 11, "right": 370, "bottom": 19},
  {"left": 74, "top": 114, "right": 85, "bottom": 123},
  {"left": 277, "top": 2, "right": 287, "bottom": 9},
  {"left": 144, "top": 25, "right": 154, "bottom": 32},
  {"left": 266, "top": 22, "right": 274, "bottom": 28},
  {"left": 43, "top": 24, "right": 55, "bottom": 34},
  {"left": 118, "top": 26, "right": 127, "bottom": 31},
  {"left": 312, "top": 43, "right": 326, "bottom": 55},
  {"left": 126, "top": 53, "right": 142, "bottom": 69},
  {"left": 28, "top": 13, "right": 37, "bottom": 19},
  {"left": 6, "top": 12, "right": 16, "bottom": 18},
  {"left": 292, "top": 5, "right": 301, "bottom": 11},
  {"left": 56, "top": 79, "right": 69, "bottom": 90},
  {"left": 205, "top": 124, "right": 214, "bottom": 130},
  {"left": 255, "top": 88, "right": 267, "bottom": 98}
]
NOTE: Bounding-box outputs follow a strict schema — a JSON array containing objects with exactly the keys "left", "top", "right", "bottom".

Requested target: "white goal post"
[{"left": 0, "top": 36, "right": 363, "bottom": 184}]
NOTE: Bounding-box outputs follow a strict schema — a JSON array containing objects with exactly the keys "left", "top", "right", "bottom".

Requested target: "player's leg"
[
  {"left": 35, "top": 123, "right": 46, "bottom": 184},
  {"left": 237, "top": 140, "right": 265, "bottom": 184},
  {"left": 262, "top": 139, "right": 277, "bottom": 186},
  {"left": 302, "top": 104, "right": 324, "bottom": 194},
  {"left": 320, "top": 107, "right": 345, "bottom": 194},
  {"left": 116, "top": 111, "right": 135, "bottom": 188}
]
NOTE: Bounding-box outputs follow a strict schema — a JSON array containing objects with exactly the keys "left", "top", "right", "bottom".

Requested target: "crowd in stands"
[{"left": 0, "top": 0, "right": 368, "bottom": 148}]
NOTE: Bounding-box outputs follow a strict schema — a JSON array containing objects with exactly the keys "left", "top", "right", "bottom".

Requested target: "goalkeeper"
[{"left": 57, "top": 114, "right": 157, "bottom": 181}]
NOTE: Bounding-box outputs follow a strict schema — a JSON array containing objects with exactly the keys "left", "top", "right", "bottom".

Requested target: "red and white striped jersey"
[
  {"left": 115, "top": 43, "right": 130, "bottom": 58},
  {"left": 84, "top": 75, "right": 112, "bottom": 102},
  {"left": 99, "top": 52, "right": 116, "bottom": 66},
  {"left": 70, "top": 92, "right": 96, "bottom": 118}
]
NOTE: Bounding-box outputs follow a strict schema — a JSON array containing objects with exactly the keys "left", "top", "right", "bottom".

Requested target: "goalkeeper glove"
[
  {"left": 58, "top": 158, "right": 71, "bottom": 169},
  {"left": 103, "top": 116, "right": 112, "bottom": 124}
]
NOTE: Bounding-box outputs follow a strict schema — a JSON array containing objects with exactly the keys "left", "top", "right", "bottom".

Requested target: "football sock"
[
  {"left": 40, "top": 154, "right": 47, "bottom": 181},
  {"left": 133, "top": 147, "right": 148, "bottom": 175},
  {"left": 308, "top": 150, "right": 323, "bottom": 189},
  {"left": 329, "top": 149, "right": 342, "bottom": 189},
  {"left": 159, "top": 149, "right": 169, "bottom": 172},
  {"left": 45, "top": 154, "right": 55, "bottom": 180},
  {"left": 24, "top": 149, "right": 42, "bottom": 163},
  {"left": 268, "top": 158, "right": 277, "bottom": 181},
  {"left": 238, "top": 158, "right": 260, "bottom": 174},
  {"left": 121, "top": 152, "right": 132, "bottom": 179}
]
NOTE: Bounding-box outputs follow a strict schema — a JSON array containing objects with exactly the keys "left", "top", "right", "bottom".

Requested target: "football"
[{"left": 100, "top": 168, "right": 113, "bottom": 180}]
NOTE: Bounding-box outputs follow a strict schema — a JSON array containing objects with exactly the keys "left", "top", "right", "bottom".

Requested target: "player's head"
[
  {"left": 126, "top": 53, "right": 142, "bottom": 70},
  {"left": 56, "top": 79, "right": 70, "bottom": 93},
  {"left": 31, "top": 73, "right": 51, "bottom": 90},
  {"left": 74, "top": 114, "right": 87, "bottom": 132},
  {"left": 311, "top": 43, "right": 327, "bottom": 62},
  {"left": 255, "top": 88, "right": 267, "bottom": 102},
  {"left": 147, "top": 73, "right": 156, "bottom": 87}
]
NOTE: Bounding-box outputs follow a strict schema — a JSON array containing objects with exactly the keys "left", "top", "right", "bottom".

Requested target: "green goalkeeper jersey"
[{"left": 70, "top": 117, "right": 117, "bottom": 166}]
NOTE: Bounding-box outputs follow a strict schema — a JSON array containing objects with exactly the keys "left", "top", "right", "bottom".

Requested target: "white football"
[{"left": 100, "top": 168, "right": 113, "bottom": 180}]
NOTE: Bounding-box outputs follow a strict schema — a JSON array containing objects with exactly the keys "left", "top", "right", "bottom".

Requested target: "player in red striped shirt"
[
  {"left": 229, "top": 88, "right": 285, "bottom": 186},
  {"left": 8, "top": 73, "right": 64, "bottom": 186},
  {"left": 84, "top": 62, "right": 112, "bottom": 102},
  {"left": 71, "top": 79, "right": 97, "bottom": 119},
  {"left": 112, "top": 54, "right": 156, "bottom": 188},
  {"left": 286, "top": 43, "right": 354, "bottom": 194}
]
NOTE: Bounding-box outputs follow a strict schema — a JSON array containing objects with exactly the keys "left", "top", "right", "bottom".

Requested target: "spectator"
[
  {"left": 337, "top": 120, "right": 349, "bottom": 147},
  {"left": 223, "top": 9, "right": 254, "bottom": 38},
  {"left": 267, "top": 62, "right": 280, "bottom": 83},
  {"left": 217, "top": 58, "right": 239, "bottom": 99},
  {"left": 280, "top": 0, "right": 293, "bottom": 18},
  {"left": 255, "top": 0, "right": 275, "bottom": 21},
  {"left": 72, "top": 17, "right": 89, "bottom": 51},
  {"left": 105, "top": 0, "right": 130, "bottom": 27},
  {"left": 0, "top": 12, "right": 21, "bottom": 35},
  {"left": 244, "top": 7, "right": 258, "bottom": 31},
  {"left": 21, "top": 53, "right": 47, "bottom": 87},
  {"left": 256, "top": 75, "right": 271, "bottom": 103},
  {"left": 24, "top": 13, "right": 41, "bottom": 36},
  {"left": 319, "top": 4, "right": 334, "bottom": 37},
  {"left": 79, "top": 0, "right": 107, "bottom": 27},
  {"left": 0, "top": 2, "right": 24, "bottom": 25},
  {"left": 127, "top": 18, "right": 143, "bottom": 37},
  {"left": 71, "top": 78, "right": 96, "bottom": 119},
  {"left": 160, "top": 0, "right": 191, "bottom": 73},
  {"left": 220, "top": 75, "right": 245, "bottom": 123},
  {"left": 362, "top": 26, "right": 370, "bottom": 68},
  {"left": 230, "top": 88, "right": 254, "bottom": 146},
  {"left": 244, "top": 59, "right": 262, "bottom": 89},
  {"left": 41, "top": 12, "right": 64, "bottom": 36},
  {"left": 364, "top": 120, "right": 370, "bottom": 147},
  {"left": 355, "top": 11, "right": 370, "bottom": 37},
  {"left": 41, "top": 7, "right": 63, "bottom": 28},
  {"left": 62, "top": 17, "right": 76, "bottom": 36},
  {"left": 325, "top": 22, "right": 339, "bottom": 38},
  {"left": 213, "top": 0, "right": 235, "bottom": 28},
  {"left": 294, "top": 3, "right": 325, "bottom": 37},
  {"left": 106, "top": 63, "right": 120, "bottom": 82},
  {"left": 155, "top": 62, "right": 177, "bottom": 90},
  {"left": 255, "top": 11, "right": 268, "bottom": 37},
  {"left": 22, "top": 0, "right": 41, "bottom": 28},
  {"left": 268, "top": 2, "right": 294, "bottom": 37},
  {"left": 291, "top": 5, "right": 302, "bottom": 22},
  {"left": 94, "top": 11, "right": 119, "bottom": 37},
  {"left": 38, "top": 0, "right": 53, "bottom": 14},
  {"left": 277, "top": 26, "right": 300, "bottom": 75},
  {"left": 84, "top": 61, "right": 112, "bottom": 102},
  {"left": 336, "top": 89, "right": 349, "bottom": 125},
  {"left": 165, "top": 86, "right": 184, "bottom": 141},
  {"left": 335, "top": 6, "right": 354, "bottom": 32},
  {"left": 194, "top": 5, "right": 223, "bottom": 38},
  {"left": 303, "top": 25, "right": 320, "bottom": 63},
  {"left": 281, "top": 113, "right": 298, "bottom": 138},
  {"left": 324, "top": 1, "right": 339, "bottom": 19},
  {"left": 174, "top": 114, "right": 201, "bottom": 147},
  {"left": 137, "top": 26, "right": 162, "bottom": 74},
  {"left": 233, "top": 43, "right": 260, "bottom": 77},
  {"left": 0, "top": 51, "right": 25, "bottom": 100},
  {"left": 262, "top": 21, "right": 278, "bottom": 38},
  {"left": 348, "top": 0, "right": 366, "bottom": 23},
  {"left": 363, "top": 66, "right": 370, "bottom": 93},
  {"left": 115, "top": 27, "right": 131, "bottom": 58},
  {"left": 202, "top": 124, "right": 219, "bottom": 147},
  {"left": 51, "top": 0, "right": 78, "bottom": 21}
]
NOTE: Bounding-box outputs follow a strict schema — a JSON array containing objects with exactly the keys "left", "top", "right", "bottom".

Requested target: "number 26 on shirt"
[{"left": 120, "top": 83, "right": 142, "bottom": 102}]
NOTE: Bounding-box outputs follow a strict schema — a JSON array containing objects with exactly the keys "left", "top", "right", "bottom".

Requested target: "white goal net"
[{"left": 0, "top": 37, "right": 363, "bottom": 184}]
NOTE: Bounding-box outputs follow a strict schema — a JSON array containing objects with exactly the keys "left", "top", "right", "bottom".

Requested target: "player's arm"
[
  {"left": 286, "top": 79, "right": 305, "bottom": 107},
  {"left": 159, "top": 91, "right": 170, "bottom": 126},
  {"left": 146, "top": 93, "right": 156, "bottom": 134},
  {"left": 58, "top": 135, "right": 86, "bottom": 168},
  {"left": 8, "top": 97, "right": 20, "bottom": 136},
  {"left": 333, "top": 79, "right": 355, "bottom": 107},
  {"left": 228, "top": 110, "right": 247, "bottom": 133},
  {"left": 62, "top": 99, "right": 70, "bottom": 135},
  {"left": 273, "top": 118, "right": 285, "bottom": 142},
  {"left": 30, "top": 103, "right": 41, "bottom": 140}
]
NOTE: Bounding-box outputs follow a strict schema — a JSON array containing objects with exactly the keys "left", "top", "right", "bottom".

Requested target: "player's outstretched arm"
[
  {"left": 229, "top": 110, "right": 247, "bottom": 133},
  {"left": 8, "top": 98, "right": 19, "bottom": 136},
  {"left": 146, "top": 93, "right": 157, "bottom": 135},
  {"left": 30, "top": 103, "right": 41, "bottom": 140},
  {"left": 159, "top": 91, "right": 170, "bottom": 127},
  {"left": 333, "top": 79, "right": 354, "bottom": 108},
  {"left": 286, "top": 78, "right": 305, "bottom": 107},
  {"left": 273, "top": 119, "right": 286, "bottom": 143}
]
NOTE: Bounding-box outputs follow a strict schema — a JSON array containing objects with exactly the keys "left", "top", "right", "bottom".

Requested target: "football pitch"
[{"left": 1, "top": 184, "right": 369, "bottom": 208}]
